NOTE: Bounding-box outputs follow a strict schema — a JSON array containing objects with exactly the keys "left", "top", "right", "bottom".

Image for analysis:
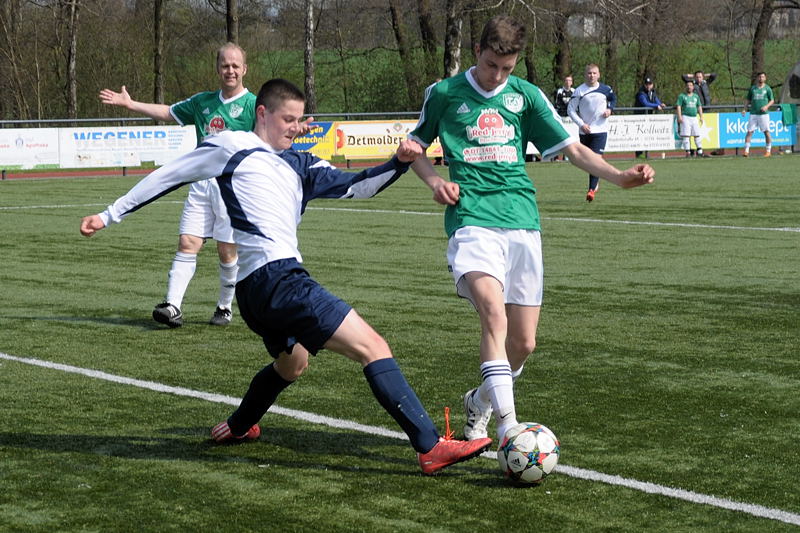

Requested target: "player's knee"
[{"left": 507, "top": 334, "right": 536, "bottom": 359}]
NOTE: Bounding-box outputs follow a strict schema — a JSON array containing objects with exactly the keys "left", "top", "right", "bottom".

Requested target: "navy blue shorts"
[
  {"left": 579, "top": 132, "right": 608, "bottom": 154},
  {"left": 235, "top": 258, "right": 352, "bottom": 358}
]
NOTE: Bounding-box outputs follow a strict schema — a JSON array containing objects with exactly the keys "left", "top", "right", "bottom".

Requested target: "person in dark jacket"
[{"left": 634, "top": 77, "right": 665, "bottom": 158}]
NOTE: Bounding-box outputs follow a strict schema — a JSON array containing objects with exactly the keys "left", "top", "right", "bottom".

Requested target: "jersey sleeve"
[
  {"left": 283, "top": 151, "right": 411, "bottom": 210},
  {"left": 524, "top": 87, "right": 575, "bottom": 158},
  {"left": 409, "top": 83, "right": 446, "bottom": 147},
  {"left": 100, "top": 139, "right": 230, "bottom": 226},
  {"left": 169, "top": 93, "right": 201, "bottom": 126}
]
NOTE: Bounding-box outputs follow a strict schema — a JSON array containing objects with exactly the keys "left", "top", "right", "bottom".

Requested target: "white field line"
[
  {"left": 2, "top": 202, "right": 800, "bottom": 233},
  {"left": 1, "top": 351, "right": 799, "bottom": 526}
]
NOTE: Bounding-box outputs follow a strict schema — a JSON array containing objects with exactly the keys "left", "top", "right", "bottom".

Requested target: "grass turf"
[{"left": 0, "top": 154, "right": 798, "bottom": 531}]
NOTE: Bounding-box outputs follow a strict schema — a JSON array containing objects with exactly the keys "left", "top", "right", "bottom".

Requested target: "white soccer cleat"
[{"left": 463, "top": 388, "right": 493, "bottom": 440}]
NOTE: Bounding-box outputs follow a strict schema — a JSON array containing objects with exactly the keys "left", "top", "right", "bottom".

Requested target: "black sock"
[
  {"left": 228, "top": 363, "right": 292, "bottom": 435},
  {"left": 363, "top": 358, "right": 440, "bottom": 453}
]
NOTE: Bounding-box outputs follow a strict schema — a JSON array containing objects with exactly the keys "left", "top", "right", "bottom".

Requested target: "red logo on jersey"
[
  {"left": 466, "top": 108, "right": 515, "bottom": 144},
  {"left": 478, "top": 111, "right": 504, "bottom": 130},
  {"left": 206, "top": 116, "right": 226, "bottom": 135}
]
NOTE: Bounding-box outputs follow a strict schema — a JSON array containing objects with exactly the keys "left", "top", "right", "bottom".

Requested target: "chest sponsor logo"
[
  {"left": 206, "top": 116, "right": 227, "bottom": 135},
  {"left": 503, "top": 93, "right": 523, "bottom": 113},
  {"left": 229, "top": 104, "right": 244, "bottom": 118},
  {"left": 466, "top": 108, "right": 515, "bottom": 144}
]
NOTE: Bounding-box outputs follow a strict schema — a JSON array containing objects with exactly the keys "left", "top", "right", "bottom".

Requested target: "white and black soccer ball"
[{"left": 497, "top": 422, "right": 560, "bottom": 484}]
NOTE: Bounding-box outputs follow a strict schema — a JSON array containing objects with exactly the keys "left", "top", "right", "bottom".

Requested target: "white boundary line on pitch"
[
  {"left": 1, "top": 351, "right": 799, "bottom": 527},
  {"left": 6, "top": 201, "right": 798, "bottom": 233}
]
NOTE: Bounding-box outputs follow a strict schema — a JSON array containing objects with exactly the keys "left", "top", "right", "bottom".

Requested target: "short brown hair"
[
  {"left": 479, "top": 15, "right": 526, "bottom": 56},
  {"left": 256, "top": 78, "right": 305, "bottom": 112}
]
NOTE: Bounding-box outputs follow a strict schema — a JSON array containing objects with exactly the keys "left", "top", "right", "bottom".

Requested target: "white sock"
[
  {"left": 744, "top": 142, "right": 751, "bottom": 152},
  {"left": 165, "top": 251, "right": 196, "bottom": 309},
  {"left": 217, "top": 259, "right": 238, "bottom": 310},
  {"left": 512, "top": 365, "right": 524, "bottom": 382},
  {"left": 479, "top": 360, "right": 517, "bottom": 440},
  {"left": 765, "top": 144, "right": 771, "bottom": 152},
  {"left": 682, "top": 138, "right": 690, "bottom": 150}
]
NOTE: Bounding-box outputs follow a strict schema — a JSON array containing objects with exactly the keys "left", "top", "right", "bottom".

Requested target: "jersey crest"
[
  {"left": 503, "top": 93, "right": 523, "bottom": 113},
  {"left": 229, "top": 103, "right": 244, "bottom": 118}
]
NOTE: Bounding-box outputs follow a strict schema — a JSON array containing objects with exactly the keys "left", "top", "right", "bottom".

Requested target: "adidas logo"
[
  {"left": 202, "top": 108, "right": 210, "bottom": 115},
  {"left": 457, "top": 103, "right": 470, "bottom": 114}
]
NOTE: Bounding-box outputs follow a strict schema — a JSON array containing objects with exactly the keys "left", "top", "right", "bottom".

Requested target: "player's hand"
[
  {"left": 432, "top": 180, "right": 459, "bottom": 206},
  {"left": 618, "top": 164, "right": 655, "bottom": 188},
  {"left": 99, "top": 86, "right": 131, "bottom": 108},
  {"left": 580, "top": 124, "right": 592, "bottom": 134},
  {"left": 396, "top": 139, "right": 423, "bottom": 163},
  {"left": 603, "top": 109, "right": 612, "bottom": 118},
  {"left": 741, "top": 109, "right": 747, "bottom": 116},
  {"left": 295, "top": 116, "right": 314, "bottom": 138},
  {"left": 80, "top": 215, "right": 106, "bottom": 237}
]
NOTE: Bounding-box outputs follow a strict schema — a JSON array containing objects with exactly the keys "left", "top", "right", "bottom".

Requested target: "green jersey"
[
  {"left": 411, "top": 71, "right": 573, "bottom": 237},
  {"left": 676, "top": 92, "right": 702, "bottom": 117},
  {"left": 170, "top": 88, "right": 256, "bottom": 144},
  {"left": 746, "top": 84, "right": 774, "bottom": 115}
]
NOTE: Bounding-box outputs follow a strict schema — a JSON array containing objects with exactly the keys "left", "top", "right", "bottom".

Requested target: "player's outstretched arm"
[
  {"left": 395, "top": 138, "right": 423, "bottom": 163},
  {"left": 80, "top": 215, "right": 106, "bottom": 237},
  {"left": 98, "top": 85, "right": 173, "bottom": 122},
  {"left": 562, "top": 142, "right": 654, "bottom": 189}
]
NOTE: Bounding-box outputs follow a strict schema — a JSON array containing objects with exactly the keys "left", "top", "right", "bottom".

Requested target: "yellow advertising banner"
[{"left": 331, "top": 120, "right": 443, "bottom": 160}]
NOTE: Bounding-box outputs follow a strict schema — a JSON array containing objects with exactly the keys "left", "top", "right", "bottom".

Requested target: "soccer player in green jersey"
[
  {"left": 100, "top": 43, "right": 255, "bottom": 328},
  {"left": 741, "top": 72, "right": 775, "bottom": 157},
  {"left": 675, "top": 80, "right": 706, "bottom": 157},
  {"left": 409, "top": 15, "right": 655, "bottom": 444}
]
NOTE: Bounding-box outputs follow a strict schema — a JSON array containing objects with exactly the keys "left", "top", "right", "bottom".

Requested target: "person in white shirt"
[
  {"left": 567, "top": 63, "right": 617, "bottom": 202},
  {"left": 80, "top": 78, "right": 492, "bottom": 475}
]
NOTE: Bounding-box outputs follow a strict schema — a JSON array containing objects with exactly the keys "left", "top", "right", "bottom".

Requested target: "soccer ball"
[{"left": 497, "top": 422, "right": 560, "bottom": 484}]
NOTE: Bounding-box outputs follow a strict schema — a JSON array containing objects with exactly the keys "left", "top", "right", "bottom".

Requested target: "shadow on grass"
[{"left": 0, "top": 426, "right": 500, "bottom": 480}]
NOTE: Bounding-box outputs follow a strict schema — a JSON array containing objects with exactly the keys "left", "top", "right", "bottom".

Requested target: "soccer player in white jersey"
[
  {"left": 100, "top": 43, "right": 254, "bottom": 328},
  {"left": 567, "top": 63, "right": 617, "bottom": 202},
  {"left": 81, "top": 78, "right": 492, "bottom": 475},
  {"left": 409, "top": 15, "right": 655, "bottom": 444}
]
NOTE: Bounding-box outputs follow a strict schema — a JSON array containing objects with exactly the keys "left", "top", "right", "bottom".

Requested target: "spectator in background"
[
  {"left": 633, "top": 77, "right": 665, "bottom": 158},
  {"left": 682, "top": 71, "right": 716, "bottom": 107},
  {"left": 553, "top": 75, "right": 574, "bottom": 117}
]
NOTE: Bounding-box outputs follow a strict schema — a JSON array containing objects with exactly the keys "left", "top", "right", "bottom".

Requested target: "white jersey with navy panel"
[
  {"left": 567, "top": 83, "right": 617, "bottom": 133},
  {"left": 99, "top": 130, "right": 410, "bottom": 282}
]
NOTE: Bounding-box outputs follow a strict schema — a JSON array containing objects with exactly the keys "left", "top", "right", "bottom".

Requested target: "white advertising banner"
[
  {"left": 58, "top": 125, "right": 196, "bottom": 168},
  {"left": 0, "top": 128, "right": 60, "bottom": 169}
]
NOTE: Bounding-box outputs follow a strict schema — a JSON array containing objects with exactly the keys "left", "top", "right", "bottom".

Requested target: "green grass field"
[{"left": 1, "top": 154, "right": 798, "bottom": 532}]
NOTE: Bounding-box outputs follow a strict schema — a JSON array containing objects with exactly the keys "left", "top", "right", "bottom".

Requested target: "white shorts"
[
  {"left": 178, "top": 179, "right": 234, "bottom": 243},
  {"left": 446, "top": 226, "right": 543, "bottom": 307},
  {"left": 679, "top": 116, "right": 701, "bottom": 137},
  {"left": 747, "top": 114, "right": 770, "bottom": 133}
]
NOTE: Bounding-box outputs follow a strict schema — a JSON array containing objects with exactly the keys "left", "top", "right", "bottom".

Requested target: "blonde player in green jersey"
[
  {"left": 410, "top": 15, "right": 655, "bottom": 444},
  {"left": 742, "top": 72, "right": 775, "bottom": 157},
  {"left": 100, "top": 43, "right": 255, "bottom": 328}
]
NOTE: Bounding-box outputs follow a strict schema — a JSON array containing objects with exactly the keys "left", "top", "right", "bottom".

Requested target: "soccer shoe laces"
[{"left": 443, "top": 406, "right": 454, "bottom": 440}]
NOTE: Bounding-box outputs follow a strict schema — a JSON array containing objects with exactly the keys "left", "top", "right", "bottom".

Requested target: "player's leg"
[
  {"left": 215, "top": 345, "right": 310, "bottom": 441},
  {"left": 325, "top": 310, "right": 492, "bottom": 473},
  {"left": 763, "top": 118, "right": 772, "bottom": 156},
  {"left": 209, "top": 180, "right": 239, "bottom": 325},
  {"left": 153, "top": 233, "right": 204, "bottom": 327},
  {"left": 462, "top": 271, "right": 519, "bottom": 441},
  {"left": 744, "top": 117, "right": 756, "bottom": 156},
  {"left": 210, "top": 240, "right": 238, "bottom": 325}
]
